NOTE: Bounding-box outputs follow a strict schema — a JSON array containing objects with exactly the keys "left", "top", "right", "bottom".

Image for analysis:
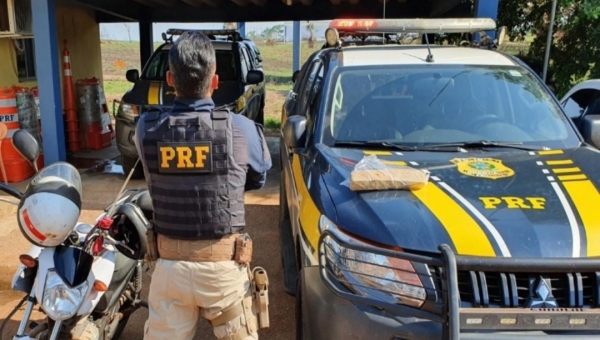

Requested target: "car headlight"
[
  {"left": 41, "top": 269, "right": 89, "bottom": 321},
  {"left": 118, "top": 102, "right": 139, "bottom": 121},
  {"left": 319, "top": 215, "right": 427, "bottom": 308}
]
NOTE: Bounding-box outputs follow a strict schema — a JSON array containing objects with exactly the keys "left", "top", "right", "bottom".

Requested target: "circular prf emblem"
[{"left": 451, "top": 158, "right": 514, "bottom": 179}]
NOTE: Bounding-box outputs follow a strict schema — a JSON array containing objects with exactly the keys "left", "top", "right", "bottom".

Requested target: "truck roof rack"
[{"left": 162, "top": 29, "right": 242, "bottom": 42}]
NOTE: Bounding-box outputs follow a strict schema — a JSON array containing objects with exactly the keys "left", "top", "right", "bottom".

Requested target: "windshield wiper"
[
  {"left": 334, "top": 141, "right": 466, "bottom": 152},
  {"left": 424, "top": 140, "right": 549, "bottom": 151}
]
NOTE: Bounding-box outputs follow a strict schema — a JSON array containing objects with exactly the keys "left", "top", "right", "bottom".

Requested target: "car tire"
[
  {"left": 295, "top": 271, "right": 308, "bottom": 340},
  {"left": 121, "top": 155, "right": 144, "bottom": 179},
  {"left": 257, "top": 96, "right": 265, "bottom": 126},
  {"left": 279, "top": 173, "right": 297, "bottom": 296},
  {"left": 279, "top": 171, "right": 290, "bottom": 223}
]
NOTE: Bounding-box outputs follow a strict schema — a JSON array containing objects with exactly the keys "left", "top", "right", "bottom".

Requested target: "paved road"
[{"left": 0, "top": 137, "right": 296, "bottom": 339}]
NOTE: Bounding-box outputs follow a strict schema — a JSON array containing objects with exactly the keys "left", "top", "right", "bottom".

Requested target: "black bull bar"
[{"left": 318, "top": 225, "right": 600, "bottom": 340}]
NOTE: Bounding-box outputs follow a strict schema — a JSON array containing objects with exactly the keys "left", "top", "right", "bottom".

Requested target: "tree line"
[{"left": 498, "top": 0, "right": 600, "bottom": 96}]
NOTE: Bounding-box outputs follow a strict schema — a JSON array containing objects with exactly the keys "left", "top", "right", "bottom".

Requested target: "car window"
[
  {"left": 142, "top": 49, "right": 169, "bottom": 80},
  {"left": 563, "top": 97, "right": 586, "bottom": 119},
  {"left": 293, "top": 60, "right": 312, "bottom": 93},
  {"left": 142, "top": 49, "right": 238, "bottom": 82},
  {"left": 306, "top": 64, "right": 325, "bottom": 145},
  {"left": 323, "top": 65, "right": 580, "bottom": 150},
  {"left": 299, "top": 60, "right": 323, "bottom": 118},
  {"left": 239, "top": 47, "right": 249, "bottom": 81},
  {"left": 242, "top": 47, "right": 254, "bottom": 70},
  {"left": 562, "top": 89, "right": 600, "bottom": 119}
]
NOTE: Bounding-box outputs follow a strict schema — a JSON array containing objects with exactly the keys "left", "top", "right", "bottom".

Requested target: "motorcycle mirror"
[{"left": 12, "top": 130, "right": 40, "bottom": 172}]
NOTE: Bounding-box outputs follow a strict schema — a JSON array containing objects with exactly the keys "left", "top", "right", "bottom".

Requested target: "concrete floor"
[{"left": 0, "top": 136, "right": 295, "bottom": 339}]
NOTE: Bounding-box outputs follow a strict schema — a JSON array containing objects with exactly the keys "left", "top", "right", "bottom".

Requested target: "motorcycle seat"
[{"left": 137, "top": 190, "right": 153, "bottom": 213}]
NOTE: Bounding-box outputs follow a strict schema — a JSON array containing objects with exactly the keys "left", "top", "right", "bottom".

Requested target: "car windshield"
[
  {"left": 142, "top": 49, "right": 238, "bottom": 82},
  {"left": 324, "top": 65, "right": 580, "bottom": 150}
]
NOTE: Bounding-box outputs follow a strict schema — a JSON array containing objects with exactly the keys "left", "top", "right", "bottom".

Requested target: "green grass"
[
  {"left": 266, "top": 82, "right": 292, "bottom": 92},
  {"left": 103, "top": 79, "right": 133, "bottom": 95},
  {"left": 265, "top": 117, "right": 281, "bottom": 130}
]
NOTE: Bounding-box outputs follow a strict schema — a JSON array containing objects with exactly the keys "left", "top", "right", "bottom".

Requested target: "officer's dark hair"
[{"left": 168, "top": 31, "right": 216, "bottom": 99}]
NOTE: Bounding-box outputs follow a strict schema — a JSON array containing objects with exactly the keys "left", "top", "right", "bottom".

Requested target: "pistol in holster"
[
  {"left": 251, "top": 266, "right": 270, "bottom": 329},
  {"left": 145, "top": 223, "right": 159, "bottom": 263}
]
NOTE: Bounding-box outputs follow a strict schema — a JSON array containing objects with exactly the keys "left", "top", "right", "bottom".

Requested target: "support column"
[
  {"left": 238, "top": 22, "right": 246, "bottom": 39},
  {"left": 474, "top": 0, "right": 499, "bottom": 40},
  {"left": 32, "top": 0, "right": 65, "bottom": 163},
  {"left": 292, "top": 21, "right": 301, "bottom": 72},
  {"left": 139, "top": 17, "right": 153, "bottom": 68}
]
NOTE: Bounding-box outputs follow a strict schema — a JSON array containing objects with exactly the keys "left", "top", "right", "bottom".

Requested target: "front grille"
[{"left": 431, "top": 268, "right": 600, "bottom": 308}]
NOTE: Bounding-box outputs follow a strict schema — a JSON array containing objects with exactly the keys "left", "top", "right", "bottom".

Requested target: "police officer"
[{"left": 134, "top": 31, "right": 272, "bottom": 340}]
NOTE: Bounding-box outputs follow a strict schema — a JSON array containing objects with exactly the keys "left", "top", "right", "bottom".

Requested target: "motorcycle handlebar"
[{"left": 0, "top": 182, "right": 23, "bottom": 200}]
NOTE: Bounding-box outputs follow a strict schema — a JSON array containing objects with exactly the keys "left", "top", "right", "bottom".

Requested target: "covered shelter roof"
[{"left": 72, "top": 0, "right": 471, "bottom": 23}]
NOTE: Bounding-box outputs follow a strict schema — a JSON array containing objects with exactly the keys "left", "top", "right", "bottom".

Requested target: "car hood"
[{"left": 320, "top": 145, "right": 600, "bottom": 258}]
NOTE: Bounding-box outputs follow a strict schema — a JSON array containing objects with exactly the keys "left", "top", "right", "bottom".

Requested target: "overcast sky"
[{"left": 100, "top": 21, "right": 331, "bottom": 42}]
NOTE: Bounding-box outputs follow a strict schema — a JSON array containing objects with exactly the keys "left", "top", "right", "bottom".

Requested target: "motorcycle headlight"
[
  {"left": 118, "top": 102, "right": 139, "bottom": 121},
  {"left": 319, "top": 215, "right": 427, "bottom": 308},
  {"left": 41, "top": 269, "right": 89, "bottom": 321}
]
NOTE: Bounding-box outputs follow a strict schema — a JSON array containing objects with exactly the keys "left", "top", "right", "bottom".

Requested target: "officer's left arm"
[
  {"left": 245, "top": 122, "right": 272, "bottom": 191},
  {"left": 232, "top": 115, "right": 272, "bottom": 191}
]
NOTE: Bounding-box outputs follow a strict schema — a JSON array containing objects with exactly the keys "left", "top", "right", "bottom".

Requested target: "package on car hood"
[{"left": 342, "top": 154, "right": 429, "bottom": 191}]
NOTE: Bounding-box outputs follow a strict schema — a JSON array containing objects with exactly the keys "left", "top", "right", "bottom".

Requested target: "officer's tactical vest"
[{"left": 141, "top": 108, "right": 246, "bottom": 239}]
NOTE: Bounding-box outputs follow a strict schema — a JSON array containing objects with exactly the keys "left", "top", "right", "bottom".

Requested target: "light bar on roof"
[
  {"left": 329, "top": 18, "right": 497, "bottom": 34},
  {"left": 166, "top": 28, "right": 239, "bottom": 36}
]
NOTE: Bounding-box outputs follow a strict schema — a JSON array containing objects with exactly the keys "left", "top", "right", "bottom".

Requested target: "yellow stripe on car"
[
  {"left": 292, "top": 154, "right": 321, "bottom": 253},
  {"left": 552, "top": 167, "right": 581, "bottom": 174},
  {"left": 363, "top": 150, "right": 392, "bottom": 156},
  {"left": 547, "top": 160, "right": 573, "bottom": 165},
  {"left": 539, "top": 150, "right": 564, "bottom": 155},
  {"left": 412, "top": 183, "right": 496, "bottom": 256},
  {"left": 561, "top": 180, "right": 600, "bottom": 257},
  {"left": 148, "top": 82, "right": 160, "bottom": 105}
]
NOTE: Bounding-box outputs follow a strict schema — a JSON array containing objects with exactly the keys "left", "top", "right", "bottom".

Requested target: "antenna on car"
[{"left": 423, "top": 33, "right": 434, "bottom": 63}]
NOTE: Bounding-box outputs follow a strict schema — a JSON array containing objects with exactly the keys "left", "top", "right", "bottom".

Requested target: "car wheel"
[
  {"left": 279, "top": 173, "right": 297, "bottom": 295},
  {"left": 121, "top": 155, "right": 144, "bottom": 179},
  {"left": 279, "top": 171, "right": 290, "bottom": 223},
  {"left": 257, "top": 96, "right": 265, "bottom": 126},
  {"left": 295, "top": 271, "right": 308, "bottom": 340}
]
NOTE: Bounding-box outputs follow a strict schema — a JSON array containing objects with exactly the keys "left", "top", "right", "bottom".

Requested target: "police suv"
[
  {"left": 278, "top": 18, "right": 600, "bottom": 339},
  {"left": 115, "top": 29, "right": 265, "bottom": 177}
]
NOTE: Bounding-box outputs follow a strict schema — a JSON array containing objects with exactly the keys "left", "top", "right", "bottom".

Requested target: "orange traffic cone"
[{"left": 63, "top": 39, "right": 80, "bottom": 152}]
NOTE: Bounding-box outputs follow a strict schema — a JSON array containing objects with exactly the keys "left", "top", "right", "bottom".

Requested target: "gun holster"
[
  {"left": 250, "top": 266, "right": 270, "bottom": 329},
  {"left": 145, "top": 223, "right": 159, "bottom": 262}
]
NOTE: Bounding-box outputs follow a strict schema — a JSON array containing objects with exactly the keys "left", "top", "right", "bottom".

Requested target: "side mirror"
[
  {"left": 12, "top": 129, "right": 40, "bottom": 172},
  {"left": 246, "top": 70, "right": 264, "bottom": 85},
  {"left": 292, "top": 70, "right": 300, "bottom": 83},
  {"left": 580, "top": 114, "right": 600, "bottom": 149},
  {"left": 283, "top": 115, "right": 306, "bottom": 152},
  {"left": 126, "top": 69, "right": 140, "bottom": 83}
]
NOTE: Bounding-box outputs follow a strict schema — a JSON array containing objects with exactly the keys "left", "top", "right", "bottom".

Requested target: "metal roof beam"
[
  {"left": 229, "top": 0, "right": 249, "bottom": 7},
  {"left": 248, "top": 0, "right": 268, "bottom": 6},
  {"left": 147, "top": 0, "right": 431, "bottom": 22},
  {"left": 71, "top": 0, "right": 140, "bottom": 21},
  {"left": 131, "top": 0, "right": 179, "bottom": 7}
]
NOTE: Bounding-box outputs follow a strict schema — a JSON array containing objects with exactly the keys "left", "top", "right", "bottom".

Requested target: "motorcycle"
[{"left": 0, "top": 129, "right": 154, "bottom": 340}]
